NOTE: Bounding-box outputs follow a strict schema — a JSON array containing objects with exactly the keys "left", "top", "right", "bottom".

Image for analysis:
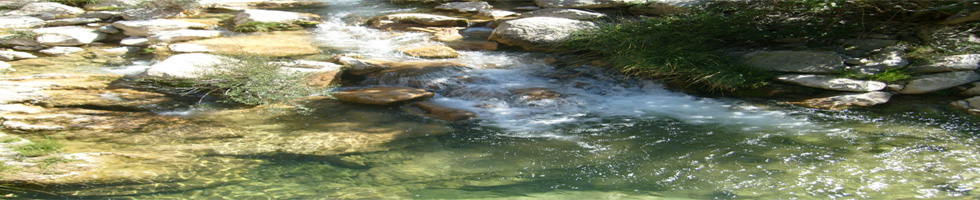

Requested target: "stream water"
[{"left": 9, "top": 0, "right": 980, "bottom": 199}]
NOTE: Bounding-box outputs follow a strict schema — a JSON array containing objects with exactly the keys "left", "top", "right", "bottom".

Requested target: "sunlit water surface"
[{"left": 11, "top": 0, "right": 980, "bottom": 199}]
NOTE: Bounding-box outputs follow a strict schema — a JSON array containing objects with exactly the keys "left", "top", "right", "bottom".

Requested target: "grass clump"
[
  {"left": 234, "top": 21, "right": 318, "bottom": 33},
  {"left": 187, "top": 55, "right": 326, "bottom": 105},
  {"left": 869, "top": 68, "right": 912, "bottom": 83},
  {"left": 5, "top": 30, "right": 37, "bottom": 39},
  {"left": 14, "top": 138, "right": 63, "bottom": 157}
]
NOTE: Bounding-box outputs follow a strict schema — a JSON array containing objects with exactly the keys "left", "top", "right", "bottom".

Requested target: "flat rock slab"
[
  {"left": 794, "top": 91, "right": 892, "bottom": 110},
  {"left": 742, "top": 50, "right": 845, "bottom": 73},
  {"left": 333, "top": 87, "right": 434, "bottom": 106},
  {"left": 403, "top": 101, "right": 476, "bottom": 121},
  {"left": 143, "top": 53, "right": 233, "bottom": 79},
  {"left": 232, "top": 9, "right": 321, "bottom": 27},
  {"left": 368, "top": 13, "right": 468, "bottom": 30},
  {"left": 176, "top": 30, "right": 320, "bottom": 57},
  {"left": 775, "top": 74, "right": 886, "bottom": 92},
  {"left": 489, "top": 17, "right": 598, "bottom": 50},
  {"left": 900, "top": 71, "right": 980, "bottom": 94},
  {"left": 33, "top": 26, "right": 105, "bottom": 46},
  {"left": 908, "top": 54, "right": 980, "bottom": 73},
  {"left": 0, "top": 16, "right": 45, "bottom": 28},
  {"left": 522, "top": 8, "right": 606, "bottom": 20},
  {"left": 111, "top": 19, "right": 209, "bottom": 37},
  {"left": 435, "top": 2, "right": 492, "bottom": 12},
  {"left": 399, "top": 45, "right": 460, "bottom": 58}
]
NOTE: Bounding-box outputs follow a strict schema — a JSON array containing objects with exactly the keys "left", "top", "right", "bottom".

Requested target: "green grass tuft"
[
  {"left": 869, "top": 68, "right": 912, "bottom": 83},
  {"left": 14, "top": 138, "right": 63, "bottom": 157},
  {"left": 234, "top": 21, "right": 310, "bottom": 33},
  {"left": 189, "top": 55, "right": 328, "bottom": 105}
]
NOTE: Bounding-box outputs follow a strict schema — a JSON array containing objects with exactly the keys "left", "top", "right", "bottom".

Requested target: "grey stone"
[
  {"left": 112, "top": 19, "right": 209, "bottom": 37},
  {"left": 39, "top": 46, "right": 84, "bottom": 55},
  {"left": 83, "top": 0, "right": 141, "bottom": 10},
  {"left": 168, "top": 43, "right": 213, "bottom": 53},
  {"left": 119, "top": 37, "right": 150, "bottom": 46},
  {"left": 368, "top": 13, "right": 468, "bottom": 29},
  {"left": 0, "top": 35, "right": 41, "bottom": 47},
  {"left": 840, "top": 39, "right": 899, "bottom": 52},
  {"left": 44, "top": 17, "right": 102, "bottom": 26},
  {"left": 3, "top": 2, "right": 84, "bottom": 19},
  {"left": 0, "top": 50, "right": 37, "bottom": 61},
  {"left": 232, "top": 9, "right": 321, "bottom": 27},
  {"left": 907, "top": 54, "right": 980, "bottom": 74},
  {"left": 0, "top": 16, "right": 45, "bottom": 29},
  {"left": 98, "top": 25, "right": 121, "bottom": 34},
  {"left": 0, "top": 61, "right": 12, "bottom": 73},
  {"left": 900, "top": 71, "right": 980, "bottom": 94},
  {"left": 522, "top": 8, "right": 606, "bottom": 20},
  {"left": 854, "top": 46, "right": 909, "bottom": 74},
  {"left": 147, "top": 29, "right": 222, "bottom": 43},
  {"left": 475, "top": 9, "right": 519, "bottom": 20},
  {"left": 488, "top": 17, "right": 598, "bottom": 50},
  {"left": 799, "top": 91, "right": 893, "bottom": 110},
  {"left": 143, "top": 53, "right": 233, "bottom": 79},
  {"left": 776, "top": 74, "right": 886, "bottom": 92},
  {"left": 435, "top": 2, "right": 492, "bottom": 12},
  {"left": 741, "top": 51, "right": 846, "bottom": 73},
  {"left": 33, "top": 26, "right": 105, "bottom": 46},
  {"left": 950, "top": 96, "right": 980, "bottom": 114},
  {"left": 78, "top": 11, "right": 124, "bottom": 19},
  {"left": 534, "top": 0, "right": 647, "bottom": 8},
  {"left": 12, "top": 46, "right": 43, "bottom": 51}
]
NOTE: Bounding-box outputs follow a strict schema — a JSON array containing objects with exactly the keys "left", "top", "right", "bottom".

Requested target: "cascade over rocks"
[
  {"left": 333, "top": 86, "right": 435, "bottom": 105},
  {"left": 111, "top": 19, "right": 209, "bottom": 37},
  {"left": 900, "top": 71, "right": 980, "bottom": 94},
  {"left": 489, "top": 17, "right": 598, "bottom": 50},
  {"left": 775, "top": 74, "right": 886, "bottom": 92},
  {"left": 741, "top": 50, "right": 846, "bottom": 73}
]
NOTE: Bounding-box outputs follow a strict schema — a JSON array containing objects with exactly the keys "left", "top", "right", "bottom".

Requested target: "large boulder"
[
  {"left": 368, "top": 13, "right": 468, "bottom": 30},
  {"left": 741, "top": 50, "right": 846, "bottom": 73},
  {"left": 32, "top": 26, "right": 105, "bottom": 46},
  {"left": 488, "top": 17, "right": 598, "bottom": 50},
  {"left": 434, "top": 2, "right": 492, "bottom": 13},
  {"left": 143, "top": 53, "right": 232, "bottom": 79},
  {"left": 776, "top": 74, "right": 886, "bottom": 92},
  {"left": 2, "top": 2, "right": 84, "bottom": 19},
  {"left": 522, "top": 8, "right": 606, "bottom": 20},
  {"left": 793, "top": 91, "right": 892, "bottom": 110},
  {"left": 232, "top": 9, "right": 321, "bottom": 27},
  {"left": 0, "top": 16, "right": 45, "bottom": 29},
  {"left": 907, "top": 54, "right": 980, "bottom": 74},
  {"left": 333, "top": 87, "right": 435, "bottom": 105},
  {"left": 534, "top": 0, "right": 646, "bottom": 8},
  {"left": 147, "top": 29, "right": 223, "bottom": 43},
  {"left": 899, "top": 71, "right": 980, "bottom": 94},
  {"left": 111, "top": 19, "right": 209, "bottom": 37}
]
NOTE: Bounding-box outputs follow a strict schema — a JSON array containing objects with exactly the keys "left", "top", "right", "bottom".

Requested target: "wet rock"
[
  {"left": 111, "top": 19, "right": 209, "bottom": 37},
  {"left": 399, "top": 45, "right": 460, "bottom": 58},
  {"left": 143, "top": 53, "right": 233, "bottom": 79},
  {"left": 792, "top": 91, "right": 892, "bottom": 110},
  {"left": 368, "top": 13, "right": 468, "bottom": 30},
  {"left": 403, "top": 101, "right": 476, "bottom": 121},
  {"left": 44, "top": 17, "right": 102, "bottom": 26},
  {"left": 167, "top": 43, "right": 213, "bottom": 53},
  {"left": 335, "top": 56, "right": 387, "bottom": 76},
  {"left": 523, "top": 8, "right": 606, "bottom": 20},
  {"left": 435, "top": 2, "right": 492, "bottom": 13},
  {"left": 446, "top": 41, "right": 498, "bottom": 51},
  {"left": 278, "top": 60, "right": 344, "bottom": 87},
  {"left": 174, "top": 30, "right": 320, "bottom": 57},
  {"left": 741, "top": 50, "right": 845, "bottom": 73},
  {"left": 0, "top": 50, "right": 38, "bottom": 61},
  {"left": 39, "top": 46, "right": 85, "bottom": 55},
  {"left": 960, "top": 82, "right": 980, "bottom": 96},
  {"left": 33, "top": 26, "right": 105, "bottom": 46},
  {"left": 628, "top": 2, "right": 690, "bottom": 16},
  {"left": 489, "top": 17, "right": 598, "bottom": 50},
  {"left": 512, "top": 88, "right": 562, "bottom": 102},
  {"left": 232, "top": 9, "right": 321, "bottom": 27},
  {"left": 147, "top": 29, "right": 223, "bottom": 43},
  {"left": 333, "top": 86, "right": 435, "bottom": 105},
  {"left": 3, "top": 2, "right": 84, "bottom": 19},
  {"left": 407, "top": 27, "right": 464, "bottom": 42},
  {"left": 78, "top": 11, "right": 123, "bottom": 20},
  {"left": 37, "top": 88, "right": 173, "bottom": 111},
  {"left": 900, "top": 71, "right": 980, "bottom": 94},
  {"left": 907, "top": 54, "right": 980, "bottom": 74},
  {"left": 534, "top": 0, "right": 646, "bottom": 8},
  {"left": 119, "top": 36, "right": 150, "bottom": 46},
  {"left": 775, "top": 74, "right": 886, "bottom": 92},
  {"left": 475, "top": 9, "right": 519, "bottom": 20},
  {"left": 950, "top": 96, "right": 980, "bottom": 114},
  {"left": 0, "top": 16, "right": 44, "bottom": 28}
]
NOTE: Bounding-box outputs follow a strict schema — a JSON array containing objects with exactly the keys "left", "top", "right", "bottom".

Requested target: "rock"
[
  {"left": 360, "top": 61, "right": 470, "bottom": 88},
  {"left": 407, "top": 27, "right": 464, "bottom": 42},
  {"left": 475, "top": 9, "right": 519, "bottom": 20},
  {"left": 143, "top": 53, "right": 233, "bottom": 79},
  {"left": 628, "top": 2, "right": 690, "bottom": 16},
  {"left": 167, "top": 43, "right": 213, "bottom": 53},
  {"left": 78, "top": 11, "right": 124, "bottom": 19},
  {"left": 0, "top": 104, "right": 42, "bottom": 114},
  {"left": 111, "top": 19, "right": 209, "bottom": 37},
  {"left": 83, "top": 0, "right": 141, "bottom": 10},
  {"left": 446, "top": 41, "right": 498, "bottom": 51},
  {"left": 232, "top": 9, "right": 321, "bottom": 27},
  {"left": 951, "top": 96, "right": 980, "bottom": 114},
  {"left": 12, "top": 46, "right": 43, "bottom": 51},
  {"left": 434, "top": 2, "right": 492, "bottom": 12},
  {"left": 907, "top": 54, "right": 980, "bottom": 74},
  {"left": 512, "top": 88, "right": 562, "bottom": 102},
  {"left": 147, "top": 29, "right": 222, "bottom": 43},
  {"left": 854, "top": 46, "right": 908, "bottom": 74},
  {"left": 0, "top": 16, "right": 45, "bottom": 29},
  {"left": 333, "top": 87, "right": 434, "bottom": 105},
  {"left": 368, "top": 13, "right": 468, "bottom": 30},
  {"left": 534, "top": 0, "right": 646, "bottom": 8},
  {"left": 119, "top": 37, "right": 150, "bottom": 46},
  {"left": 39, "top": 46, "right": 85, "bottom": 55},
  {"left": 840, "top": 39, "right": 899, "bottom": 52},
  {"left": 0, "top": 61, "right": 12, "bottom": 73},
  {"left": 403, "top": 101, "right": 476, "bottom": 121},
  {"left": 174, "top": 30, "right": 320, "bottom": 57},
  {"left": 335, "top": 56, "right": 387, "bottom": 76},
  {"left": 399, "top": 45, "right": 460, "bottom": 58},
  {"left": 33, "top": 26, "right": 105, "bottom": 46},
  {"left": 0, "top": 35, "right": 41, "bottom": 47},
  {"left": 3, "top": 2, "right": 84, "bottom": 19},
  {"left": 277, "top": 60, "right": 344, "bottom": 86},
  {"left": 97, "top": 25, "right": 121, "bottom": 34},
  {"left": 918, "top": 26, "right": 980, "bottom": 53},
  {"left": 741, "top": 50, "right": 845, "bottom": 73},
  {"left": 0, "top": 50, "right": 37, "bottom": 61},
  {"left": 523, "top": 8, "right": 606, "bottom": 20},
  {"left": 794, "top": 91, "right": 892, "bottom": 110},
  {"left": 489, "top": 17, "right": 598, "bottom": 50},
  {"left": 900, "top": 71, "right": 980, "bottom": 94},
  {"left": 0, "top": 0, "right": 37, "bottom": 9},
  {"left": 776, "top": 74, "right": 886, "bottom": 92},
  {"left": 960, "top": 82, "right": 980, "bottom": 96},
  {"left": 44, "top": 17, "right": 102, "bottom": 26}
]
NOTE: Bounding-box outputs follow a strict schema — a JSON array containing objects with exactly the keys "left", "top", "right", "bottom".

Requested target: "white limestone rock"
[{"left": 776, "top": 74, "right": 886, "bottom": 92}]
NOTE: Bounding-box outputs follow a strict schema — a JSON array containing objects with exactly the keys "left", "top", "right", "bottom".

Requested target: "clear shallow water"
[{"left": 9, "top": 0, "right": 980, "bottom": 199}]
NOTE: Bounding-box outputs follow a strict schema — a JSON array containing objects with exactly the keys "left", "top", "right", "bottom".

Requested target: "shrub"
[
  {"left": 15, "top": 138, "right": 63, "bottom": 157},
  {"left": 189, "top": 55, "right": 327, "bottom": 105}
]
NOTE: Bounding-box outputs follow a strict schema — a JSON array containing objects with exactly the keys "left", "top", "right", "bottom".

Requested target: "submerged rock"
[
  {"left": 403, "top": 101, "right": 476, "bottom": 121},
  {"left": 793, "top": 91, "right": 892, "bottom": 110},
  {"left": 900, "top": 71, "right": 980, "bottom": 94},
  {"left": 775, "top": 74, "right": 886, "bottom": 92},
  {"left": 489, "top": 17, "right": 598, "bottom": 50},
  {"left": 446, "top": 41, "right": 498, "bottom": 51},
  {"left": 333, "top": 86, "right": 435, "bottom": 105},
  {"left": 741, "top": 50, "right": 845, "bottom": 73}
]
